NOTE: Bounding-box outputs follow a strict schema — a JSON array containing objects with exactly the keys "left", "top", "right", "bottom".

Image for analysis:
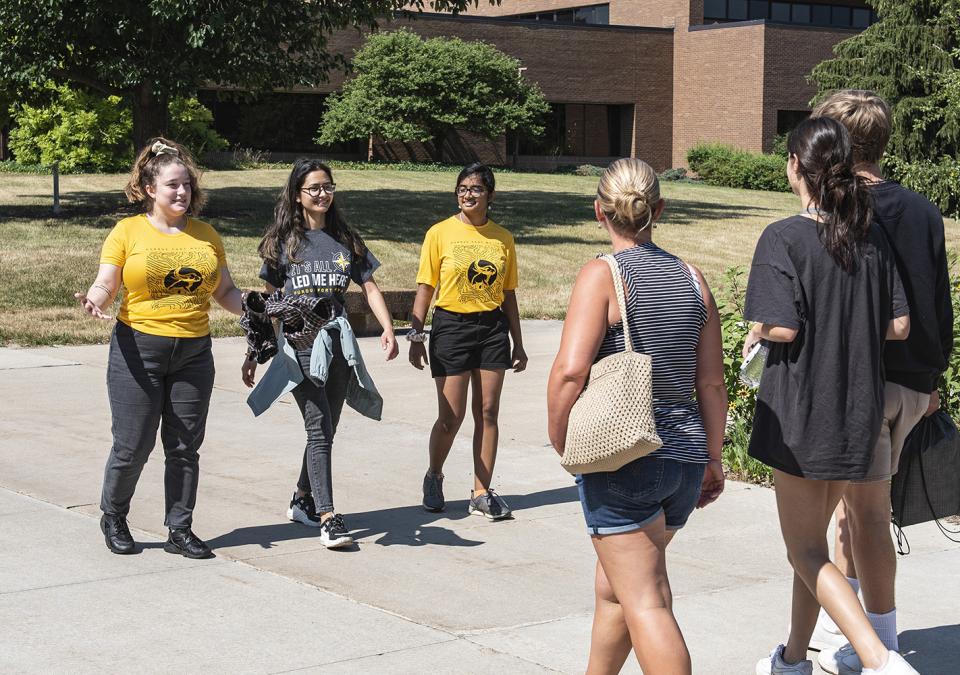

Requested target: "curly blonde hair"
[{"left": 124, "top": 137, "right": 206, "bottom": 215}]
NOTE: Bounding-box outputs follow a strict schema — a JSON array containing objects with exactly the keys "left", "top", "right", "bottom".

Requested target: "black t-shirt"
[
  {"left": 259, "top": 229, "right": 380, "bottom": 308},
  {"left": 744, "top": 215, "right": 908, "bottom": 480},
  {"left": 870, "top": 181, "right": 953, "bottom": 394}
]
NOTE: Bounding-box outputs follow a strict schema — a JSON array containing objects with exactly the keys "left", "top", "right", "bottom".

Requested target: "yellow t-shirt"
[
  {"left": 99, "top": 214, "right": 226, "bottom": 337},
  {"left": 416, "top": 215, "right": 518, "bottom": 313}
]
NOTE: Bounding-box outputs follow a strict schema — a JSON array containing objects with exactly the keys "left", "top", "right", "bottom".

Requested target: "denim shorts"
[{"left": 576, "top": 456, "right": 706, "bottom": 535}]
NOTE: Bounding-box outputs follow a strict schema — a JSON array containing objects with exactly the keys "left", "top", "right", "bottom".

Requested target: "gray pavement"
[{"left": 1, "top": 320, "right": 957, "bottom": 674}]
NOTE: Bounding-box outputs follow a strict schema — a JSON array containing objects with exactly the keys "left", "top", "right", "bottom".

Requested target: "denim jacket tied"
[{"left": 246, "top": 315, "right": 383, "bottom": 421}]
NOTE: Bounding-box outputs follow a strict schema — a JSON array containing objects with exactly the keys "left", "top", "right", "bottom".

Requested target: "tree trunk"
[
  {"left": 0, "top": 125, "right": 8, "bottom": 161},
  {"left": 131, "top": 83, "right": 170, "bottom": 152},
  {"left": 367, "top": 133, "right": 374, "bottom": 162}
]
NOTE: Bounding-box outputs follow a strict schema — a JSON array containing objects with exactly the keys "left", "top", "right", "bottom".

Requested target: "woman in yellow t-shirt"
[
  {"left": 408, "top": 163, "right": 527, "bottom": 520},
  {"left": 75, "top": 138, "right": 244, "bottom": 559}
]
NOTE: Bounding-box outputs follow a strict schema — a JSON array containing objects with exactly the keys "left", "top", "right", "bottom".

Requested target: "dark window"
[
  {"left": 704, "top": 0, "right": 727, "bottom": 19},
  {"left": 811, "top": 5, "right": 831, "bottom": 25},
  {"left": 792, "top": 4, "right": 810, "bottom": 23},
  {"left": 729, "top": 0, "right": 749, "bottom": 20},
  {"left": 555, "top": 9, "right": 575, "bottom": 22},
  {"left": 852, "top": 8, "right": 870, "bottom": 28},
  {"left": 749, "top": 0, "right": 769, "bottom": 19},
  {"left": 771, "top": 2, "right": 791, "bottom": 22},
  {"left": 831, "top": 6, "right": 851, "bottom": 27},
  {"left": 777, "top": 110, "right": 809, "bottom": 135}
]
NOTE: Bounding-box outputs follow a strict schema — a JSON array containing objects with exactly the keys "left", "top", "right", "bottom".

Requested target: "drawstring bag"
[
  {"left": 891, "top": 409, "right": 960, "bottom": 553},
  {"left": 561, "top": 255, "right": 662, "bottom": 475}
]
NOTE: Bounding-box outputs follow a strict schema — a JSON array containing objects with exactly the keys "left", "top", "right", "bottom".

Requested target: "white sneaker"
[
  {"left": 863, "top": 651, "right": 918, "bottom": 675},
  {"left": 810, "top": 616, "right": 848, "bottom": 651},
  {"left": 756, "top": 644, "right": 813, "bottom": 675},
  {"left": 819, "top": 643, "right": 861, "bottom": 675}
]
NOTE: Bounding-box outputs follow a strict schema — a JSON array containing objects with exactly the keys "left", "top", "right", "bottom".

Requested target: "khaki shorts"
[{"left": 856, "top": 381, "right": 931, "bottom": 483}]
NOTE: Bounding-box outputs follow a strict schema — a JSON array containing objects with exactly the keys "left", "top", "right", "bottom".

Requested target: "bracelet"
[{"left": 405, "top": 328, "right": 427, "bottom": 343}]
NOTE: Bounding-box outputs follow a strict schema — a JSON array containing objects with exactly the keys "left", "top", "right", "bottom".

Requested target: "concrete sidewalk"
[{"left": 1, "top": 321, "right": 957, "bottom": 674}]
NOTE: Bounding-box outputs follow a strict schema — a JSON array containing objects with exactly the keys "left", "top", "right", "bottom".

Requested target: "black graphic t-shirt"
[{"left": 259, "top": 228, "right": 380, "bottom": 310}]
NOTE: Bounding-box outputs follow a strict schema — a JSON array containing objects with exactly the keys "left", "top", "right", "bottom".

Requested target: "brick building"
[{"left": 203, "top": 0, "right": 874, "bottom": 170}]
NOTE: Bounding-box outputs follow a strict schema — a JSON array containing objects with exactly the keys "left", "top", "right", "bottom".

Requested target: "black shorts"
[{"left": 428, "top": 307, "right": 511, "bottom": 377}]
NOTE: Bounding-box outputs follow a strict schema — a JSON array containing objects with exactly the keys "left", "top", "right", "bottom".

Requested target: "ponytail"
[{"left": 787, "top": 117, "right": 872, "bottom": 272}]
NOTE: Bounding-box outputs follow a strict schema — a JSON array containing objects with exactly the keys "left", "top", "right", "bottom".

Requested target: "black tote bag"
[{"left": 891, "top": 410, "right": 960, "bottom": 531}]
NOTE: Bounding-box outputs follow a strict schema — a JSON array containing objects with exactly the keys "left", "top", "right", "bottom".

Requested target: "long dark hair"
[
  {"left": 258, "top": 158, "right": 367, "bottom": 266},
  {"left": 787, "top": 117, "right": 872, "bottom": 272}
]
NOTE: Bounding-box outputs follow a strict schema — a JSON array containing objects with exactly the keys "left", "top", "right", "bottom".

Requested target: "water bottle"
[{"left": 739, "top": 342, "right": 768, "bottom": 389}]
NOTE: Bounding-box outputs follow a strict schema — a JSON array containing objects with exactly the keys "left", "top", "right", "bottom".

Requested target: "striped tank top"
[{"left": 595, "top": 243, "right": 709, "bottom": 463}]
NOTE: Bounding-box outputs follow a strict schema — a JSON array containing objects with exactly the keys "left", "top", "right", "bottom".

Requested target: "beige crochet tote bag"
[{"left": 560, "top": 255, "right": 662, "bottom": 474}]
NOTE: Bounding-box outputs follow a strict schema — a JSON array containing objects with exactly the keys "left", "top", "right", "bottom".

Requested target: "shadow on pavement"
[
  {"left": 900, "top": 624, "right": 960, "bottom": 673},
  {"left": 204, "top": 485, "right": 579, "bottom": 551}
]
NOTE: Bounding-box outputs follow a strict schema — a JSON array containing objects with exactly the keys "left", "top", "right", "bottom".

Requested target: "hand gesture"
[
  {"left": 512, "top": 344, "right": 528, "bottom": 373},
  {"left": 381, "top": 332, "right": 399, "bottom": 361},
  {"left": 697, "top": 460, "right": 725, "bottom": 509},
  {"left": 241, "top": 357, "right": 257, "bottom": 388},
  {"left": 409, "top": 341, "right": 428, "bottom": 370},
  {"left": 74, "top": 292, "right": 112, "bottom": 321}
]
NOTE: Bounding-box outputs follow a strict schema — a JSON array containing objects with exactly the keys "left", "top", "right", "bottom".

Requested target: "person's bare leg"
[
  {"left": 586, "top": 560, "right": 634, "bottom": 675},
  {"left": 592, "top": 515, "right": 691, "bottom": 675},
  {"left": 844, "top": 481, "right": 896, "bottom": 614},
  {"left": 470, "top": 368, "right": 505, "bottom": 492},
  {"left": 773, "top": 469, "right": 888, "bottom": 670},
  {"left": 586, "top": 528, "right": 681, "bottom": 674},
  {"left": 833, "top": 498, "right": 857, "bottom": 579},
  {"left": 428, "top": 373, "right": 471, "bottom": 474}
]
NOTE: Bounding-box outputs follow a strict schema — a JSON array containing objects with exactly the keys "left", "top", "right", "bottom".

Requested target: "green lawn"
[{"left": 2, "top": 167, "right": 957, "bottom": 345}]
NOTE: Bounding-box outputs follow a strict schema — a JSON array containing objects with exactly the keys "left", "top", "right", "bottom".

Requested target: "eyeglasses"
[
  {"left": 301, "top": 183, "right": 336, "bottom": 197},
  {"left": 456, "top": 185, "right": 486, "bottom": 197}
]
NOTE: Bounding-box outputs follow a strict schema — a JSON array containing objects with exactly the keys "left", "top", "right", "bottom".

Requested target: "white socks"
[
  {"left": 818, "top": 576, "right": 862, "bottom": 632},
  {"left": 867, "top": 608, "right": 899, "bottom": 651}
]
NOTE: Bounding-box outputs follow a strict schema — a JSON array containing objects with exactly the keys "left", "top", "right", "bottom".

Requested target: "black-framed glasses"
[
  {"left": 301, "top": 183, "right": 336, "bottom": 197},
  {"left": 456, "top": 185, "right": 486, "bottom": 197}
]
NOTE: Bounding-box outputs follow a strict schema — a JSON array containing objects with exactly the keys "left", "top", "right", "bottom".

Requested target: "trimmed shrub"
[
  {"left": 9, "top": 83, "right": 131, "bottom": 172},
  {"left": 8, "top": 83, "right": 226, "bottom": 173},
  {"left": 687, "top": 143, "right": 790, "bottom": 192}
]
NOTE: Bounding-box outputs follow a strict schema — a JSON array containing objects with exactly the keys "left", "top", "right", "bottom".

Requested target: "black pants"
[
  {"left": 291, "top": 333, "right": 349, "bottom": 514},
  {"left": 100, "top": 322, "right": 215, "bottom": 528}
]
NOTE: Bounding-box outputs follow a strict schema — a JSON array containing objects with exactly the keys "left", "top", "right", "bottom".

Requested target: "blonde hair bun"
[{"left": 597, "top": 158, "right": 660, "bottom": 236}]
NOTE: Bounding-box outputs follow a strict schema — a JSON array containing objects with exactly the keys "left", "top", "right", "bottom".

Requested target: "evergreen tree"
[{"left": 810, "top": 0, "right": 960, "bottom": 215}]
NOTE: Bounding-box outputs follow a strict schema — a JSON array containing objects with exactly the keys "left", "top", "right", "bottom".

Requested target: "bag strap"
[{"left": 601, "top": 254, "right": 635, "bottom": 354}]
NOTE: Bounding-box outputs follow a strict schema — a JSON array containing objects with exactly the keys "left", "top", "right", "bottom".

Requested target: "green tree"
[
  {"left": 810, "top": 0, "right": 960, "bottom": 215},
  {"left": 317, "top": 29, "right": 549, "bottom": 161},
  {"left": 0, "top": 1, "right": 497, "bottom": 150}
]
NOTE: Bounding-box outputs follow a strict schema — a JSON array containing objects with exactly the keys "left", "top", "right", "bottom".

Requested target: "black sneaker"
[
  {"left": 287, "top": 492, "right": 322, "bottom": 527},
  {"left": 319, "top": 513, "right": 353, "bottom": 549},
  {"left": 422, "top": 471, "right": 445, "bottom": 512},
  {"left": 164, "top": 528, "right": 214, "bottom": 559}
]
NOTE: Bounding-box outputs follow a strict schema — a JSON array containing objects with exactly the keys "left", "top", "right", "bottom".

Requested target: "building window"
[
  {"left": 513, "top": 3, "right": 610, "bottom": 25},
  {"left": 811, "top": 5, "right": 831, "bottom": 26},
  {"left": 777, "top": 109, "right": 809, "bottom": 135},
  {"left": 771, "top": 2, "right": 791, "bottom": 22},
  {"left": 852, "top": 7, "right": 871, "bottom": 28},
  {"left": 703, "top": 1, "right": 875, "bottom": 28}
]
